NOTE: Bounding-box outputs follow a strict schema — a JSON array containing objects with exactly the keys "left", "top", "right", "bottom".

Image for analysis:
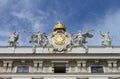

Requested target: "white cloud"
[
  {"left": 2, "top": 0, "right": 120, "bottom": 46},
  {"left": 0, "top": 30, "right": 10, "bottom": 37},
  {"left": 0, "top": 0, "right": 49, "bottom": 46},
  {"left": 84, "top": 9, "right": 120, "bottom": 46},
  {"left": 12, "top": 11, "right": 46, "bottom": 31},
  {"left": 1, "top": 0, "right": 46, "bottom": 31},
  {"left": 0, "top": 0, "right": 9, "bottom": 7}
]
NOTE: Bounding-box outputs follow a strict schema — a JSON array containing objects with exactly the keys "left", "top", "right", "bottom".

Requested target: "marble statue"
[
  {"left": 36, "top": 31, "right": 43, "bottom": 45},
  {"left": 8, "top": 32, "right": 19, "bottom": 46},
  {"left": 72, "top": 30, "right": 93, "bottom": 46},
  {"left": 7, "top": 22, "right": 95, "bottom": 53},
  {"left": 100, "top": 32, "right": 112, "bottom": 46},
  {"left": 29, "top": 31, "right": 48, "bottom": 46},
  {"left": 29, "top": 31, "right": 42, "bottom": 46}
]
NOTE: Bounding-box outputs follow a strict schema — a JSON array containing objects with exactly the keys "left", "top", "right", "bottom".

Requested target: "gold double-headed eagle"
[
  {"left": 52, "top": 33, "right": 66, "bottom": 46},
  {"left": 48, "top": 21, "right": 72, "bottom": 53},
  {"left": 52, "top": 21, "right": 67, "bottom": 46}
]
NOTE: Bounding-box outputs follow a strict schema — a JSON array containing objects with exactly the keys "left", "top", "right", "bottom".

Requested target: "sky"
[{"left": 0, "top": 0, "right": 120, "bottom": 46}]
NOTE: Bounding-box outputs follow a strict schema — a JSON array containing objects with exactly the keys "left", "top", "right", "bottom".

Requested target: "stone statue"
[
  {"left": 29, "top": 31, "right": 42, "bottom": 45},
  {"left": 72, "top": 30, "right": 93, "bottom": 46},
  {"left": 100, "top": 31, "right": 112, "bottom": 46},
  {"left": 36, "top": 31, "right": 43, "bottom": 45},
  {"left": 8, "top": 32, "right": 19, "bottom": 47},
  {"left": 78, "top": 30, "right": 87, "bottom": 43},
  {"left": 29, "top": 31, "right": 48, "bottom": 46}
]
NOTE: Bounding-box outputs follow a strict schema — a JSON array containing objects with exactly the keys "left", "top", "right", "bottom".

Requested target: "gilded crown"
[{"left": 53, "top": 21, "right": 66, "bottom": 31}]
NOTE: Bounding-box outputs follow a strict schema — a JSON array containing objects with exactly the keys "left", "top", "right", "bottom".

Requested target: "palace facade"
[{"left": 0, "top": 22, "right": 120, "bottom": 79}]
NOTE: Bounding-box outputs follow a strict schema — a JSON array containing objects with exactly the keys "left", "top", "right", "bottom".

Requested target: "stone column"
[
  {"left": 67, "top": 62, "right": 75, "bottom": 73},
  {"left": 82, "top": 61, "right": 87, "bottom": 72},
  {"left": 3, "top": 62, "right": 7, "bottom": 73},
  {"left": 7, "top": 61, "right": 13, "bottom": 73},
  {"left": 77, "top": 61, "right": 82, "bottom": 73},
  {"left": 33, "top": 62, "right": 38, "bottom": 73},
  {"left": 33, "top": 61, "right": 43, "bottom": 73},
  {"left": 66, "top": 63, "right": 69, "bottom": 73},
  {"left": 3, "top": 61, "right": 13, "bottom": 73},
  {"left": 38, "top": 61, "right": 43, "bottom": 73},
  {"left": 107, "top": 60, "right": 117, "bottom": 73},
  {"left": 50, "top": 63, "right": 54, "bottom": 73},
  {"left": 77, "top": 61, "right": 87, "bottom": 73},
  {"left": 113, "top": 61, "right": 117, "bottom": 72},
  {"left": 108, "top": 62, "right": 112, "bottom": 72}
]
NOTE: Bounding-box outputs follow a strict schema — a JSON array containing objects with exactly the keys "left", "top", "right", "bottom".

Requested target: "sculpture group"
[
  {"left": 8, "top": 31, "right": 111, "bottom": 47},
  {"left": 8, "top": 22, "right": 112, "bottom": 53}
]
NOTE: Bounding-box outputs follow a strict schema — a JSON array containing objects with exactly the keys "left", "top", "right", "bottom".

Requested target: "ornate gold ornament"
[
  {"left": 48, "top": 21, "right": 72, "bottom": 53},
  {"left": 52, "top": 33, "right": 66, "bottom": 46},
  {"left": 53, "top": 21, "right": 66, "bottom": 31}
]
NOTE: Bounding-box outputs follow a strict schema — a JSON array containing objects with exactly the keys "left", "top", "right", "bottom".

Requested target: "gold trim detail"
[{"left": 53, "top": 21, "right": 66, "bottom": 31}]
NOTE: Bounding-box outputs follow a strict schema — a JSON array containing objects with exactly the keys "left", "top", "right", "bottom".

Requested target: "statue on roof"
[
  {"left": 72, "top": 30, "right": 93, "bottom": 46},
  {"left": 8, "top": 32, "right": 19, "bottom": 47},
  {"left": 29, "top": 31, "right": 48, "bottom": 46},
  {"left": 36, "top": 31, "right": 43, "bottom": 45},
  {"left": 100, "top": 31, "right": 112, "bottom": 46}
]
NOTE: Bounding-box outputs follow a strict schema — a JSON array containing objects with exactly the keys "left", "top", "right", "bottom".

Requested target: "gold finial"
[
  {"left": 53, "top": 21, "right": 66, "bottom": 31},
  {"left": 58, "top": 21, "right": 61, "bottom": 24}
]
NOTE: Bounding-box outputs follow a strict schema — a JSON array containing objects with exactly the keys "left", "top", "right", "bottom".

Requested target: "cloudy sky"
[{"left": 0, "top": 0, "right": 120, "bottom": 46}]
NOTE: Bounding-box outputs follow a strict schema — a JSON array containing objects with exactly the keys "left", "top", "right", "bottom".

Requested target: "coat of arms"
[{"left": 48, "top": 22, "right": 72, "bottom": 53}]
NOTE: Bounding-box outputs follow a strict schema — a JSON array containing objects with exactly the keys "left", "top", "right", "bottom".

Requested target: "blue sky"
[{"left": 0, "top": 0, "right": 120, "bottom": 46}]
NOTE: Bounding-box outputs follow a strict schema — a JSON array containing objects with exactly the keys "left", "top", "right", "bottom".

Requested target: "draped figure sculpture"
[
  {"left": 100, "top": 32, "right": 112, "bottom": 46},
  {"left": 29, "top": 31, "right": 48, "bottom": 46},
  {"left": 72, "top": 30, "right": 93, "bottom": 46},
  {"left": 9, "top": 32, "right": 19, "bottom": 46}
]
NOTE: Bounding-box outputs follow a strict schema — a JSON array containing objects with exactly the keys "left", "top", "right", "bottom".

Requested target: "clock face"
[{"left": 52, "top": 33, "right": 66, "bottom": 46}]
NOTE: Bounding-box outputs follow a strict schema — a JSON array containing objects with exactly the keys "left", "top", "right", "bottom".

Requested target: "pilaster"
[
  {"left": 107, "top": 60, "right": 117, "bottom": 73},
  {"left": 77, "top": 60, "right": 87, "bottom": 73},
  {"left": 33, "top": 60, "right": 43, "bottom": 73},
  {"left": 3, "top": 60, "right": 13, "bottom": 73}
]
